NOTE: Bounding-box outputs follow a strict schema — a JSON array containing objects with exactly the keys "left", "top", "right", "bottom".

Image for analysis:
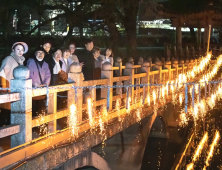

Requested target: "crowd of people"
[{"left": 0, "top": 39, "right": 114, "bottom": 89}]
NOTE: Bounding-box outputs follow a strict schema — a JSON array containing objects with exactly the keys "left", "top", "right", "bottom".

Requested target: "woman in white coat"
[{"left": 0, "top": 42, "right": 28, "bottom": 88}]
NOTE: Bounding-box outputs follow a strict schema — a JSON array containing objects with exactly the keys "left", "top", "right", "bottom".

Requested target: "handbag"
[
  {"left": 58, "top": 70, "right": 68, "bottom": 83},
  {"left": 0, "top": 68, "right": 6, "bottom": 88}
]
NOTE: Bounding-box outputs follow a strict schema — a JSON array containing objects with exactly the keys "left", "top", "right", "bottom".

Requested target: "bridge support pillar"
[
  {"left": 10, "top": 66, "right": 32, "bottom": 147},
  {"left": 69, "top": 63, "right": 84, "bottom": 122},
  {"left": 124, "top": 62, "right": 135, "bottom": 102},
  {"left": 101, "top": 62, "right": 113, "bottom": 111}
]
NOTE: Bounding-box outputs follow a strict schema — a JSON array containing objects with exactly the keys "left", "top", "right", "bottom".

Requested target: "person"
[
  {"left": 77, "top": 39, "right": 94, "bottom": 80},
  {"left": 26, "top": 47, "right": 51, "bottom": 117},
  {"left": 103, "top": 47, "right": 114, "bottom": 65},
  {"left": 61, "top": 48, "right": 71, "bottom": 73},
  {"left": 48, "top": 49, "right": 67, "bottom": 85},
  {"left": 26, "top": 46, "right": 51, "bottom": 87},
  {"left": 42, "top": 41, "right": 53, "bottom": 64},
  {"left": 68, "top": 43, "right": 81, "bottom": 65},
  {"left": 0, "top": 42, "right": 28, "bottom": 88},
  {"left": 92, "top": 46, "right": 105, "bottom": 79},
  {"left": 0, "top": 42, "right": 28, "bottom": 119}
]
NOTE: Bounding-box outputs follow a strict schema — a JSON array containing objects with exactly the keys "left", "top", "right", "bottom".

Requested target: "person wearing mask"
[
  {"left": 0, "top": 42, "right": 28, "bottom": 88},
  {"left": 26, "top": 47, "right": 51, "bottom": 87},
  {"left": 77, "top": 39, "right": 94, "bottom": 80},
  {"left": 42, "top": 41, "right": 53, "bottom": 64},
  {"left": 92, "top": 46, "right": 105, "bottom": 79},
  {"left": 103, "top": 48, "right": 114, "bottom": 65},
  {"left": 61, "top": 48, "right": 71, "bottom": 73},
  {"left": 48, "top": 49, "right": 67, "bottom": 85}
]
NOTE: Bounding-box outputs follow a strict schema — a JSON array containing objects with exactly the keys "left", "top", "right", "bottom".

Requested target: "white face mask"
[{"left": 36, "top": 56, "right": 44, "bottom": 61}]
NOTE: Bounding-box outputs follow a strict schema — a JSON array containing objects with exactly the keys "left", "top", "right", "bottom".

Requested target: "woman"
[
  {"left": 42, "top": 41, "right": 53, "bottom": 64},
  {"left": 0, "top": 42, "right": 28, "bottom": 88},
  {"left": 103, "top": 48, "right": 114, "bottom": 65},
  {"left": 26, "top": 46, "right": 51, "bottom": 87},
  {"left": 68, "top": 43, "right": 84, "bottom": 67},
  {"left": 48, "top": 49, "right": 67, "bottom": 85},
  {"left": 0, "top": 42, "right": 28, "bottom": 120},
  {"left": 92, "top": 46, "right": 105, "bottom": 79},
  {"left": 61, "top": 48, "right": 71, "bottom": 73}
]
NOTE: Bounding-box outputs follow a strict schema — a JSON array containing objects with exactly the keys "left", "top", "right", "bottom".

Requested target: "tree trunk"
[{"left": 189, "top": 27, "right": 196, "bottom": 43}]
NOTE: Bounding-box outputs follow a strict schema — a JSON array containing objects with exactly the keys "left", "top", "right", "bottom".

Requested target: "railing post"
[
  {"left": 101, "top": 62, "right": 113, "bottom": 111},
  {"left": 68, "top": 63, "right": 83, "bottom": 123},
  {"left": 154, "top": 59, "right": 163, "bottom": 83},
  {"left": 185, "top": 45, "right": 189, "bottom": 58},
  {"left": 172, "top": 58, "right": 179, "bottom": 78},
  {"left": 179, "top": 59, "right": 184, "bottom": 74},
  {"left": 10, "top": 66, "right": 32, "bottom": 147},
  {"left": 114, "top": 57, "right": 122, "bottom": 77},
  {"left": 115, "top": 58, "right": 123, "bottom": 96},
  {"left": 124, "top": 62, "right": 135, "bottom": 102},
  {"left": 164, "top": 60, "right": 171, "bottom": 80},
  {"left": 48, "top": 93, "right": 57, "bottom": 133},
  {"left": 141, "top": 62, "right": 150, "bottom": 100}
]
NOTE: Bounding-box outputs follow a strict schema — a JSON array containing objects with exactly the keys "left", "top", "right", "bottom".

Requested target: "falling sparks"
[
  {"left": 179, "top": 112, "right": 188, "bottom": 127},
  {"left": 68, "top": 104, "right": 79, "bottom": 138},
  {"left": 87, "top": 98, "right": 94, "bottom": 127},
  {"left": 186, "top": 163, "right": 193, "bottom": 170},
  {"left": 192, "top": 132, "right": 208, "bottom": 162},
  {"left": 204, "top": 130, "right": 220, "bottom": 168},
  {"left": 127, "top": 97, "right": 131, "bottom": 113}
]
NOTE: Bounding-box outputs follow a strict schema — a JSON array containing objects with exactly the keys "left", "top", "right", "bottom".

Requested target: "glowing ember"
[
  {"left": 68, "top": 104, "right": 78, "bottom": 138},
  {"left": 87, "top": 98, "right": 94, "bottom": 127},
  {"left": 179, "top": 112, "right": 188, "bottom": 127},
  {"left": 192, "top": 132, "right": 208, "bottom": 162},
  {"left": 127, "top": 97, "right": 131, "bottom": 113},
  {"left": 204, "top": 130, "right": 220, "bottom": 168},
  {"left": 186, "top": 163, "right": 193, "bottom": 170}
]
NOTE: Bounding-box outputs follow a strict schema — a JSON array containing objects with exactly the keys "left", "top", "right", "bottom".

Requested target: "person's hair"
[
  {"left": 13, "top": 43, "right": 25, "bottom": 51},
  {"left": 69, "top": 42, "right": 76, "bottom": 47},
  {"left": 105, "top": 47, "right": 113, "bottom": 58},
  {"left": 62, "top": 48, "right": 70, "bottom": 53},
  {"left": 53, "top": 49, "right": 62, "bottom": 56},
  {"left": 92, "top": 46, "right": 101, "bottom": 54},
  {"left": 84, "top": 39, "right": 93, "bottom": 45}
]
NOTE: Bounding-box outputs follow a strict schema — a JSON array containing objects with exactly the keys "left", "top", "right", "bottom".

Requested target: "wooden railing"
[
  {"left": 164, "top": 43, "right": 222, "bottom": 58},
  {"left": 0, "top": 57, "right": 199, "bottom": 169}
]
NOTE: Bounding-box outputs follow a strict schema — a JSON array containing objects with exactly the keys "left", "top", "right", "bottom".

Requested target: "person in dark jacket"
[
  {"left": 48, "top": 49, "right": 67, "bottom": 85},
  {"left": 26, "top": 47, "right": 51, "bottom": 87},
  {"left": 77, "top": 39, "right": 94, "bottom": 80},
  {"left": 42, "top": 41, "right": 53, "bottom": 64},
  {"left": 92, "top": 46, "right": 105, "bottom": 79}
]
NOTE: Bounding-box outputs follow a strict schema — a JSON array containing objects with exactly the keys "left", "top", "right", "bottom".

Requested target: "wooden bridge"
[{"left": 0, "top": 50, "right": 217, "bottom": 170}]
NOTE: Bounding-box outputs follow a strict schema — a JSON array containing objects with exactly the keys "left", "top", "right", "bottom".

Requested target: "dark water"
[{"left": 141, "top": 108, "right": 222, "bottom": 170}]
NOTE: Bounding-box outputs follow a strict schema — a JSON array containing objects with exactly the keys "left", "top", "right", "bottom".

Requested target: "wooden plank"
[
  {"left": 0, "top": 93, "right": 20, "bottom": 104},
  {"left": 82, "top": 79, "right": 108, "bottom": 87},
  {"left": 149, "top": 70, "right": 159, "bottom": 75},
  {"left": 32, "top": 83, "right": 75, "bottom": 97},
  {"left": 113, "top": 76, "right": 130, "bottom": 82},
  {"left": 82, "top": 99, "right": 107, "bottom": 110},
  {"left": 134, "top": 73, "right": 147, "bottom": 78},
  {"left": 162, "top": 69, "right": 168, "bottom": 73},
  {"left": 0, "top": 125, "right": 20, "bottom": 138},
  {"left": 133, "top": 65, "right": 141, "bottom": 68},
  {"left": 112, "top": 67, "right": 119, "bottom": 70}
]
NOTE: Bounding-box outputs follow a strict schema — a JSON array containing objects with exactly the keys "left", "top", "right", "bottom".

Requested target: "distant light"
[{"left": 77, "top": 2, "right": 81, "bottom": 5}]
